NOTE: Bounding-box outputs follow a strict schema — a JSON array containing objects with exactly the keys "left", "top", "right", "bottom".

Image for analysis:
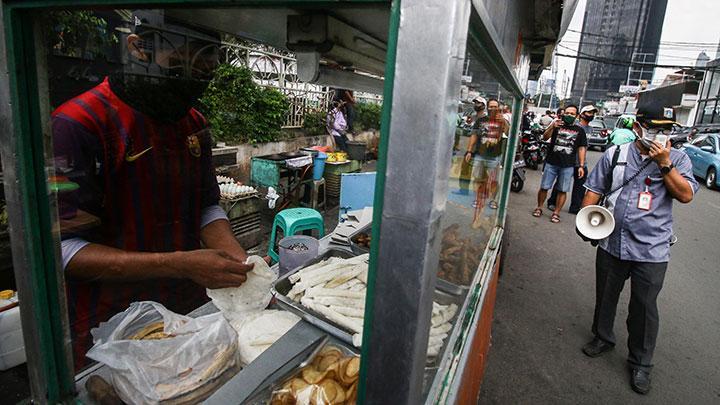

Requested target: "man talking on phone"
[{"left": 578, "top": 113, "right": 698, "bottom": 394}]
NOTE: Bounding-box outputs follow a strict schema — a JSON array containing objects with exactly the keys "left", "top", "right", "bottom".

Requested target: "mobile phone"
[{"left": 655, "top": 134, "right": 669, "bottom": 146}]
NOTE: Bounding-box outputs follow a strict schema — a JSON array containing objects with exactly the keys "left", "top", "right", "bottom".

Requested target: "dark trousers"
[
  {"left": 333, "top": 134, "right": 348, "bottom": 151},
  {"left": 548, "top": 166, "right": 586, "bottom": 213},
  {"left": 593, "top": 248, "right": 668, "bottom": 372}
]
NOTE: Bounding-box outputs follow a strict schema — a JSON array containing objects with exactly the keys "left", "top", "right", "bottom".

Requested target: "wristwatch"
[{"left": 660, "top": 163, "right": 675, "bottom": 175}]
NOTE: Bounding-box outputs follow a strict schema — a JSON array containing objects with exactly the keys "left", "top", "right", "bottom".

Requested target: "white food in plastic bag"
[{"left": 87, "top": 301, "right": 238, "bottom": 405}]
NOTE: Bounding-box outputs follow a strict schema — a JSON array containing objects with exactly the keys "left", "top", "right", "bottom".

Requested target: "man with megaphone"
[{"left": 576, "top": 113, "right": 698, "bottom": 395}]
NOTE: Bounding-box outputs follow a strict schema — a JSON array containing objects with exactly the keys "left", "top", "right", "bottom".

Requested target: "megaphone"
[{"left": 576, "top": 205, "right": 615, "bottom": 240}]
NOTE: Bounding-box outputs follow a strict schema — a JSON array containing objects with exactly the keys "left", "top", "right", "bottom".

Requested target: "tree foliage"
[{"left": 199, "top": 64, "right": 289, "bottom": 144}]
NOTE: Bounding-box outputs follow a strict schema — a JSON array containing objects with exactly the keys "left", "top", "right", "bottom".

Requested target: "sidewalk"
[{"left": 479, "top": 151, "right": 720, "bottom": 404}]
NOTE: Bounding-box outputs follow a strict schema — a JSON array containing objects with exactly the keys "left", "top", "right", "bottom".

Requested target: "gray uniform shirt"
[{"left": 584, "top": 143, "right": 699, "bottom": 263}]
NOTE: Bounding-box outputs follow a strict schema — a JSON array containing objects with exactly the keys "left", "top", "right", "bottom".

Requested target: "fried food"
[
  {"left": 271, "top": 345, "right": 361, "bottom": 405},
  {"left": 127, "top": 321, "right": 171, "bottom": 340}
]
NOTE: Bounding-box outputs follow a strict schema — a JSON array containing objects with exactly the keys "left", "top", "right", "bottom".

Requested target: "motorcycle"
[
  {"left": 520, "top": 130, "right": 541, "bottom": 170},
  {"left": 511, "top": 153, "right": 526, "bottom": 192}
]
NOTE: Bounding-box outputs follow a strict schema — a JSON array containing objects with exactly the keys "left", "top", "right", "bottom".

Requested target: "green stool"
[{"left": 268, "top": 208, "right": 325, "bottom": 262}]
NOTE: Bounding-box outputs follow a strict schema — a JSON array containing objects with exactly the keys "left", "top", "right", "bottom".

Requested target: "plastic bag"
[
  {"left": 87, "top": 301, "right": 238, "bottom": 405},
  {"left": 269, "top": 344, "right": 360, "bottom": 405}
]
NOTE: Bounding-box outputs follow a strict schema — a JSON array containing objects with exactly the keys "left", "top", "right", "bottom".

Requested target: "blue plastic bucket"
[{"left": 313, "top": 153, "right": 327, "bottom": 180}]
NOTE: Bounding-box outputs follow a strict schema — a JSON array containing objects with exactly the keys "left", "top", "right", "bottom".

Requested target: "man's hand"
[
  {"left": 464, "top": 151, "right": 472, "bottom": 163},
  {"left": 575, "top": 226, "right": 599, "bottom": 246},
  {"left": 577, "top": 167, "right": 585, "bottom": 179},
  {"left": 170, "top": 249, "right": 254, "bottom": 289},
  {"left": 648, "top": 139, "right": 672, "bottom": 167}
]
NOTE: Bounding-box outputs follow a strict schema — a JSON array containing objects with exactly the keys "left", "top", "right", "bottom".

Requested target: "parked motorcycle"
[
  {"left": 520, "top": 130, "right": 541, "bottom": 170},
  {"left": 511, "top": 154, "right": 526, "bottom": 192}
]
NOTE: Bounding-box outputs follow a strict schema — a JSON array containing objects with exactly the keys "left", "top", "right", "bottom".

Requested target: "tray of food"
[
  {"left": 272, "top": 248, "right": 367, "bottom": 344},
  {"left": 245, "top": 336, "right": 442, "bottom": 405},
  {"left": 271, "top": 249, "right": 463, "bottom": 366},
  {"left": 268, "top": 341, "right": 360, "bottom": 405},
  {"left": 348, "top": 226, "right": 371, "bottom": 255},
  {"left": 436, "top": 224, "right": 482, "bottom": 290}
]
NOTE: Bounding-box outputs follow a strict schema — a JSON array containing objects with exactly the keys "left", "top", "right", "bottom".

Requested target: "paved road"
[{"left": 479, "top": 149, "right": 720, "bottom": 404}]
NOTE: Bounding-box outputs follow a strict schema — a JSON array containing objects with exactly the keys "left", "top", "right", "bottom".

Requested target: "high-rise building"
[{"left": 571, "top": 0, "right": 668, "bottom": 104}]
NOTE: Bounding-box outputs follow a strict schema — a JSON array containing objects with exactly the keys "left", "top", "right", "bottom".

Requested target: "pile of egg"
[
  {"left": 219, "top": 182, "right": 256, "bottom": 199},
  {"left": 216, "top": 175, "right": 234, "bottom": 184}
]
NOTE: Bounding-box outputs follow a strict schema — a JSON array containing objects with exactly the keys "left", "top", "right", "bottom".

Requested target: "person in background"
[
  {"left": 547, "top": 105, "right": 597, "bottom": 213},
  {"left": 334, "top": 88, "right": 356, "bottom": 132},
  {"left": 454, "top": 97, "right": 487, "bottom": 196},
  {"left": 327, "top": 100, "right": 349, "bottom": 151},
  {"left": 532, "top": 105, "right": 587, "bottom": 223},
  {"left": 465, "top": 98, "right": 508, "bottom": 213},
  {"left": 503, "top": 104, "right": 513, "bottom": 124},
  {"left": 521, "top": 104, "right": 532, "bottom": 131},
  {"left": 578, "top": 115, "right": 697, "bottom": 395},
  {"left": 539, "top": 110, "right": 554, "bottom": 128}
]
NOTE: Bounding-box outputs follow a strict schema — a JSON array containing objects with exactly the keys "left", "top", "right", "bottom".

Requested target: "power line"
[
  {"left": 555, "top": 51, "right": 717, "bottom": 71},
  {"left": 560, "top": 40, "right": 717, "bottom": 53},
  {"left": 557, "top": 43, "right": 703, "bottom": 69},
  {"left": 566, "top": 28, "right": 720, "bottom": 46}
]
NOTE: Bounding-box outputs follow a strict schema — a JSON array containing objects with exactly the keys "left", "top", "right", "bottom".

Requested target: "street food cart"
[{"left": 0, "top": 0, "right": 572, "bottom": 403}]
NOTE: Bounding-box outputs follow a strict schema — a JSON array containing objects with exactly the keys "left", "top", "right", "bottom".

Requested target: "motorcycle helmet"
[
  {"left": 616, "top": 115, "right": 635, "bottom": 130},
  {"left": 608, "top": 128, "right": 636, "bottom": 145}
]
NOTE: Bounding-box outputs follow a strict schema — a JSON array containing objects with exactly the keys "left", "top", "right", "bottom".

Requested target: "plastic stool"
[
  {"left": 300, "top": 178, "right": 326, "bottom": 211},
  {"left": 268, "top": 208, "right": 325, "bottom": 262}
]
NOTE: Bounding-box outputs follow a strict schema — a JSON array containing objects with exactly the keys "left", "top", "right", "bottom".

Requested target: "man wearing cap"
[
  {"left": 578, "top": 115, "right": 698, "bottom": 394},
  {"left": 548, "top": 104, "right": 597, "bottom": 213}
]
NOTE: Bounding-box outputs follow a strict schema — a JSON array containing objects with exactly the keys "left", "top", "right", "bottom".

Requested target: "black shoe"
[
  {"left": 547, "top": 204, "right": 556, "bottom": 211},
  {"left": 582, "top": 338, "right": 614, "bottom": 358},
  {"left": 630, "top": 368, "right": 651, "bottom": 395}
]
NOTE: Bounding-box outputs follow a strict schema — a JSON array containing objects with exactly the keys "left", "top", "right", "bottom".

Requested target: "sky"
[{"left": 549, "top": 0, "right": 720, "bottom": 99}]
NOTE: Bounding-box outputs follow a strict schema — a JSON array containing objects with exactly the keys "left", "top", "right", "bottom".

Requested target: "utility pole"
[{"left": 580, "top": 81, "right": 588, "bottom": 106}]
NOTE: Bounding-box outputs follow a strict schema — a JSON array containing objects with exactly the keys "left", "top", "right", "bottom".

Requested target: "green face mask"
[
  {"left": 609, "top": 128, "right": 636, "bottom": 145},
  {"left": 562, "top": 114, "right": 576, "bottom": 125}
]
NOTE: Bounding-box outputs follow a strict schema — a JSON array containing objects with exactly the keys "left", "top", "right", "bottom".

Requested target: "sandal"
[
  {"left": 550, "top": 213, "right": 561, "bottom": 223},
  {"left": 532, "top": 208, "right": 542, "bottom": 217},
  {"left": 489, "top": 201, "right": 498, "bottom": 209}
]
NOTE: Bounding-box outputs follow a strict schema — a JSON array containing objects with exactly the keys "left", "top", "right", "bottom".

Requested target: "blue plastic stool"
[{"left": 268, "top": 208, "right": 325, "bottom": 262}]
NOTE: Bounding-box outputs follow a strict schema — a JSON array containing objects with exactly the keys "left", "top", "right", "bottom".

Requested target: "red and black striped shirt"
[{"left": 52, "top": 77, "right": 219, "bottom": 370}]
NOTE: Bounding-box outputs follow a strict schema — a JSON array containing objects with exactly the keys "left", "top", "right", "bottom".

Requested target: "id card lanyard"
[{"left": 638, "top": 176, "right": 652, "bottom": 211}]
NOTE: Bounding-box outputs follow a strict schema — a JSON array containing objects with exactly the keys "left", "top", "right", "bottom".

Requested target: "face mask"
[
  {"left": 562, "top": 114, "right": 576, "bottom": 125},
  {"left": 110, "top": 73, "right": 211, "bottom": 122},
  {"left": 609, "top": 128, "right": 636, "bottom": 145},
  {"left": 583, "top": 114, "right": 594, "bottom": 121}
]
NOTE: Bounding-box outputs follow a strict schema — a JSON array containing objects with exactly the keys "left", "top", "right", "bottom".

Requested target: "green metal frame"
[
  {"left": 357, "top": 0, "right": 399, "bottom": 402},
  {"left": 497, "top": 96, "right": 523, "bottom": 226},
  {"left": 2, "top": 6, "right": 75, "bottom": 402},
  {"left": 0, "top": 1, "right": 391, "bottom": 403}
]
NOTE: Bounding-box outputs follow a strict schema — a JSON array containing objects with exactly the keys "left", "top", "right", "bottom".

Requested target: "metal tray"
[
  {"left": 425, "top": 288, "right": 465, "bottom": 368},
  {"left": 272, "top": 248, "right": 360, "bottom": 346},
  {"left": 349, "top": 225, "right": 371, "bottom": 255},
  {"left": 243, "top": 336, "right": 360, "bottom": 405},
  {"left": 272, "top": 248, "right": 465, "bottom": 365},
  {"left": 435, "top": 277, "right": 471, "bottom": 296}
]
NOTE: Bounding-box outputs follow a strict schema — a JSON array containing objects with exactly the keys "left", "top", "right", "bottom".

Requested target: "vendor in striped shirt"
[{"left": 52, "top": 17, "right": 253, "bottom": 370}]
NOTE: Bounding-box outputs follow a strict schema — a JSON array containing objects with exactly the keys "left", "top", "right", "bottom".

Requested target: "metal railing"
[{"left": 218, "top": 41, "right": 334, "bottom": 128}]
